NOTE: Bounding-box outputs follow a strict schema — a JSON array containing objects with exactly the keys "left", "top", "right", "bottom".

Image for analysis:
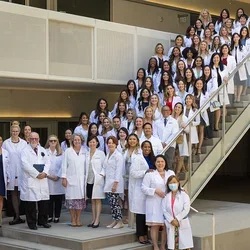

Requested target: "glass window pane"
[
  {"left": 29, "top": 0, "right": 46, "bottom": 9},
  {"left": 12, "top": 0, "right": 25, "bottom": 5},
  {"left": 57, "top": 0, "right": 110, "bottom": 21}
]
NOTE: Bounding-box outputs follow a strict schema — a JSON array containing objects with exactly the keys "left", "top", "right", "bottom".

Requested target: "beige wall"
[
  {"left": 111, "top": 0, "right": 190, "bottom": 34},
  {"left": 0, "top": 89, "right": 119, "bottom": 119}
]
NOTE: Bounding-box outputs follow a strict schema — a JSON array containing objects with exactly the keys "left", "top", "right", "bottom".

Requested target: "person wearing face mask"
[
  {"left": 20, "top": 132, "right": 51, "bottom": 230},
  {"left": 162, "top": 175, "right": 193, "bottom": 250}
]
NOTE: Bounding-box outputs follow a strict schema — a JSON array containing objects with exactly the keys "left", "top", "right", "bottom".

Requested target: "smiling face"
[
  {"left": 163, "top": 62, "right": 170, "bottom": 71},
  {"left": 11, "top": 126, "right": 20, "bottom": 139},
  {"left": 128, "top": 135, "right": 138, "bottom": 148},
  {"left": 103, "top": 118, "right": 111, "bottom": 129},
  {"left": 150, "top": 95, "right": 158, "bottom": 106},
  {"left": 126, "top": 110, "right": 134, "bottom": 121},
  {"left": 185, "top": 95, "right": 193, "bottom": 106},
  {"left": 174, "top": 103, "right": 183, "bottom": 115},
  {"left": 90, "top": 124, "right": 98, "bottom": 135},
  {"left": 175, "top": 37, "right": 183, "bottom": 46},
  {"left": 138, "top": 69, "right": 144, "bottom": 79},
  {"left": 150, "top": 58, "right": 157, "bottom": 67},
  {"left": 99, "top": 112, "right": 106, "bottom": 123},
  {"left": 221, "top": 45, "right": 229, "bottom": 56},
  {"left": 128, "top": 82, "right": 135, "bottom": 91},
  {"left": 177, "top": 61, "right": 185, "bottom": 71},
  {"left": 118, "top": 129, "right": 127, "bottom": 140},
  {"left": 222, "top": 10, "right": 228, "bottom": 19},
  {"left": 213, "top": 54, "right": 220, "bottom": 65},
  {"left": 135, "top": 118, "right": 143, "bottom": 128},
  {"left": 145, "top": 107, "right": 153, "bottom": 118},
  {"left": 107, "top": 138, "right": 117, "bottom": 151},
  {"left": 141, "top": 141, "right": 152, "bottom": 156},
  {"left": 118, "top": 102, "right": 126, "bottom": 112},
  {"left": 173, "top": 48, "right": 180, "bottom": 57},
  {"left": 145, "top": 78, "right": 152, "bottom": 89},
  {"left": 73, "top": 135, "right": 82, "bottom": 148},
  {"left": 195, "top": 79, "right": 204, "bottom": 90},
  {"left": 81, "top": 114, "right": 89, "bottom": 125},
  {"left": 204, "top": 66, "right": 211, "bottom": 77},
  {"left": 120, "top": 91, "right": 128, "bottom": 100},
  {"left": 166, "top": 85, "right": 174, "bottom": 96},
  {"left": 88, "top": 138, "right": 98, "bottom": 149},
  {"left": 193, "top": 35, "right": 200, "bottom": 45},
  {"left": 178, "top": 81, "right": 185, "bottom": 91},
  {"left": 195, "top": 57, "right": 202, "bottom": 67},
  {"left": 142, "top": 89, "right": 150, "bottom": 99},
  {"left": 155, "top": 156, "right": 166, "bottom": 172},
  {"left": 156, "top": 44, "right": 164, "bottom": 54},
  {"left": 185, "top": 69, "right": 192, "bottom": 79},
  {"left": 163, "top": 72, "right": 170, "bottom": 81},
  {"left": 99, "top": 100, "right": 107, "bottom": 110}
]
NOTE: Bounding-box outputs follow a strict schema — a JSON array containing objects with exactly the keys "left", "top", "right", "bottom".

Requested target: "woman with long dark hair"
[
  {"left": 215, "top": 8, "right": 230, "bottom": 33},
  {"left": 87, "top": 123, "right": 105, "bottom": 152},
  {"left": 146, "top": 57, "right": 161, "bottom": 93},
  {"left": 90, "top": 98, "right": 112, "bottom": 123},
  {"left": 61, "top": 129, "right": 72, "bottom": 152},
  {"left": 135, "top": 68, "right": 146, "bottom": 91},
  {"left": 74, "top": 112, "right": 89, "bottom": 147}
]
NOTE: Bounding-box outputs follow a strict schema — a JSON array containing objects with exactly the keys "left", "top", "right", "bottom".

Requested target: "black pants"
[
  {"left": 136, "top": 214, "right": 148, "bottom": 237},
  {"left": 48, "top": 195, "right": 64, "bottom": 218},
  {"left": 205, "top": 109, "right": 214, "bottom": 139},
  {"left": 24, "top": 200, "right": 48, "bottom": 227}
]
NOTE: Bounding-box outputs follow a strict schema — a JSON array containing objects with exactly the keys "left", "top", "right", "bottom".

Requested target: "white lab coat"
[
  {"left": 74, "top": 125, "right": 88, "bottom": 147},
  {"left": 2, "top": 138, "right": 27, "bottom": 191},
  {"left": 61, "top": 141, "right": 70, "bottom": 152},
  {"left": 231, "top": 46, "right": 248, "bottom": 81},
  {"left": 183, "top": 107, "right": 200, "bottom": 144},
  {"left": 195, "top": 92, "right": 210, "bottom": 126},
  {"left": 155, "top": 116, "right": 179, "bottom": 148},
  {"left": 139, "top": 135, "right": 163, "bottom": 156},
  {"left": 161, "top": 96, "right": 182, "bottom": 110},
  {"left": 20, "top": 144, "right": 50, "bottom": 202},
  {"left": 61, "top": 147, "right": 87, "bottom": 200},
  {"left": 183, "top": 59, "right": 195, "bottom": 68},
  {"left": 85, "top": 149, "right": 105, "bottom": 199},
  {"left": 129, "top": 154, "right": 149, "bottom": 214},
  {"left": 183, "top": 36, "right": 192, "bottom": 47},
  {"left": 146, "top": 69, "right": 162, "bottom": 93},
  {"left": 212, "top": 66, "right": 230, "bottom": 106},
  {"left": 162, "top": 191, "right": 193, "bottom": 250},
  {"left": 220, "top": 36, "right": 231, "bottom": 46},
  {"left": 141, "top": 170, "right": 175, "bottom": 224},
  {"left": 175, "top": 115, "right": 189, "bottom": 157},
  {"left": 117, "top": 140, "right": 127, "bottom": 153},
  {"left": 224, "top": 56, "right": 237, "bottom": 94},
  {"left": 46, "top": 149, "right": 65, "bottom": 195},
  {"left": 1, "top": 148, "right": 10, "bottom": 198},
  {"left": 176, "top": 91, "right": 188, "bottom": 105},
  {"left": 243, "top": 38, "right": 250, "bottom": 75},
  {"left": 121, "top": 119, "right": 135, "bottom": 134},
  {"left": 153, "top": 55, "right": 168, "bottom": 68},
  {"left": 193, "top": 67, "right": 203, "bottom": 79},
  {"left": 167, "top": 46, "right": 185, "bottom": 58},
  {"left": 101, "top": 149, "right": 124, "bottom": 194},
  {"left": 90, "top": 110, "right": 113, "bottom": 123},
  {"left": 205, "top": 76, "right": 220, "bottom": 112}
]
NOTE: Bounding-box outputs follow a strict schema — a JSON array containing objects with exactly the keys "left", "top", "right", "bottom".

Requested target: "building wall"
[{"left": 111, "top": 0, "right": 190, "bottom": 34}]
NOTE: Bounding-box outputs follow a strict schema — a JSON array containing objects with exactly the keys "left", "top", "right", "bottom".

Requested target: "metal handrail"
[
  {"left": 160, "top": 52, "right": 250, "bottom": 155},
  {"left": 191, "top": 206, "right": 215, "bottom": 250}
]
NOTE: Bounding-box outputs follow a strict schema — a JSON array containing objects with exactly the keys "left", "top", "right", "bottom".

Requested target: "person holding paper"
[{"left": 20, "top": 132, "right": 51, "bottom": 230}]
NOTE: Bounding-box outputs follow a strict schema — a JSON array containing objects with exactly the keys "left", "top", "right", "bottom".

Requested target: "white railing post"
[
  {"left": 188, "top": 124, "right": 192, "bottom": 196},
  {"left": 221, "top": 84, "right": 226, "bottom": 157}
]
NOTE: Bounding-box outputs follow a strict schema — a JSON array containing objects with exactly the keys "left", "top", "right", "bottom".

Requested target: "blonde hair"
[
  {"left": 101, "top": 117, "right": 113, "bottom": 135},
  {"left": 199, "top": 9, "right": 212, "bottom": 23},
  {"left": 143, "top": 106, "right": 155, "bottom": 121},
  {"left": 10, "top": 125, "right": 20, "bottom": 132},
  {"left": 198, "top": 40, "right": 209, "bottom": 56},
  {"left": 11, "top": 121, "right": 20, "bottom": 126},
  {"left": 154, "top": 43, "right": 165, "bottom": 55},
  {"left": 45, "top": 134, "right": 63, "bottom": 156}
]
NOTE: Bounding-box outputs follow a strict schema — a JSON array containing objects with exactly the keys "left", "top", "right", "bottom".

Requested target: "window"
[
  {"left": 29, "top": 0, "right": 46, "bottom": 9},
  {"left": 58, "top": 121, "right": 78, "bottom": 143}
]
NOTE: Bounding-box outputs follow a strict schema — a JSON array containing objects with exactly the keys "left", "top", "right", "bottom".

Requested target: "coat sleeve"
[
  {"left": 175, "top": 192, "right": 191, "bottom": 222},
  {"left": 165, "top": 119, "right": 179, "bottom": 145},
  {"left": 114, "top": 153, "right": 124, "bottom": 182},
  {"left": 5, "top": 151, "right": 10, "bottom": 183},
  {"left": 21, "top": 149, "right": 39, "bottom": 179},
  {"left": 192, "top": 111, "right": 200, "bottom": 127},
  {"left": 43, "top": 150, "right": 50, "bottom": 175},
  {"left": 141, "top": 173, "right": 155, "bottom": 196},
  {"left": 130, "top": 156, "right": 147, "bottom": 179},
  {"left": 162, "top": 196, "right": 174, "bottom": 223},
  {"left": 61, "top": 150, "right": 68, "bottom": 178}
]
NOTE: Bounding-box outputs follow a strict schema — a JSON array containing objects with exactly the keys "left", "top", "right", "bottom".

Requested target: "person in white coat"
[
  {"left": 90, "top": 98, "right": 113, "bottom": 123},
  {"left": 155, "top": 106, "right": 179, "bottom": 171},
  {"left": 86, "top": 135, "right": 105, "bottom": 228},
  {"left": 172, "top": 103, "right": 189, "bottom": 175},
  {"left": 146, "top": 57, "right": 161, "bottom": 93},
  {"left": 230, "top": 33, "right": 248, "bottom": 102},
  {"left": 20, "top": 132, "right": 51, "bottom": 230},
  {"left": 141, "top": 155, "right": 175, "bottom": 250},
  {"left": 129, "top": 150, "right": 152, "bottom": 244},
  {"left": 87, "top": 123, "right": 105, "bottom": 152},
  {"left": 74, "top": 112, "right": 89, "bottom": 148},
  {"left": 45, "top": 135, "right": 64, "bottom": 223},
  {"left": 3, "top": 125, "right": 27, "bottom": 225},
  {"left": 60, "top": 129, "right": 72, "bottom": 152},
  {"left": 61, "top": 133, "right": 87, "bottom": 227},
  {"left": 162, "top": 84, "right": 182, "bottom": 112},
  {"left": 162, "top": 175, "right": 193, "bottom": 250},
  {"left": 0, "top": 136, "right": 10, "bottom": 227},
  {"left": 117, "top": 127, "right": 128, "bottom": 153},
  {"left": 100, "top": 136, "right": 124, "bottom": 229}
]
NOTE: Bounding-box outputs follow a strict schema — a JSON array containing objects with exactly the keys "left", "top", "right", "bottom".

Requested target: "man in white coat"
[
  {"left": 20, "top": 132, "right": 51, "bottom": 230},
  {"left": 155, "top": 106, "right": 179, "bottom": 170},
  {"left": 140, "top": 123, "right": 163, "bottom": 156}
]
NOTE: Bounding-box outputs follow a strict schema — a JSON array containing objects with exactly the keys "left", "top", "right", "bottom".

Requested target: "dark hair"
[
  {"left": 87, "top": 135, "right": 100, "bottom": 148},
  {"left": 161, "top": 60, "right": 173, "bottom": 75},
  {"left": 240, "top": 26, "right": 250, "bottom": 40},
  {"left": 88, "top": 122, "right": 99, "bottom": 138},
  {"left": 210, "top": 36, "right": 222, "bottom": 52},
  {"left": 142, "top": 76, "right": 154, "bottom": 93},
  {"left": 97, "top": 111, "right": 107, "bottom": 127},
  {"left": 184, "top": 68, "right": 196, "bottom": 92},
  {"left": 185, "top": 26, "right": 196, "bottom": 38},
  {"left": 141, "top": 140, "right": 155, "bottom": 166},
  {"left": 169, "top": 47, "right": 181, "bottom": 65},
  {"left": 136, "top": 68, "right": 146, "bottom": 81},
  {"left": 220, "top": 44, "right": 231, "bottom": 57},
  {"left": 143, "top": 122, "right": 153, "bottom": 129},
  {"left": 167, "top": 175, "right": 182, "bottom": 193},
  {"left": 154, "top": 155, "right": 168, "bottom": 170},
  {"left": 194, "top": 18, "right": 204, "bottom": 30},
  {"left": 230, "top": 33, "right": 243, "bottom": 51},
  {"left": 159, "top": 70, "right": 173, "bottom": 93},
  {"left": 117, "top": 90, "right": 130, "bottom": 104},
  {"left": 175, "top": 60, "right": 186, "bottom": 83},
  {"left": 235, "top": 8, "right": 245, "bottom": 21},
  {"left": 64, "top": 128, "right": 73, "bottom": 148},
  {"left": 194, "top": 78, "right": 206, "bottom": 95},
  {"left": 137, "top": 88, "right": 150, "bottom": 111},
  {"left": 174, "top": 102, "right": 184, "bottom": 115},
  {"left": 201, "top": 65, "right": 212, "bottom": 85},
  {"left": 107, "top": 136, "right": 118, "bottom": 146},
  {"left": 209, "top": 53, "right": 224, "bottom": 71},
  {"left": 117, "top": 127, "right": 129, "bottom": 140},
  {"left": 192, "top": 56, "right": 204, "bottom": 69},
  {"left": 147, "top": 57, "right": 159, "bottom": 75},
  {"left": 174, "top": 35, "right": 184, "bottom": 46},
  {"left": 78, "top": 112, "right": 89, "bottom": 125},
  {"left": 240, "top": 13, "right": 248, "bottom": 21},
  {"left": 191, "top": 35, "right": 201, "bottom": 49},
  {"left": 218, "top": 9, "right": 230, "bottom": 24},
  {"left": 115, "top": 101, "right": 127, "bottom": 118},
  {"left": 94, "top": 98, "right": 110, "bottom": 119},
  {"left": 126, "top": 80, "right": 137, "bottom": 99}
]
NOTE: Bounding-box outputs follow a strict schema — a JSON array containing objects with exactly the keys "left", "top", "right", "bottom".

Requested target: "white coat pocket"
[
  {"left": 95, "top": 174, "right": 104, "bottom": 186},
  {"left": 27, "top": 178, "right": 38, "bottom": 189},
  {"left": 67, "top": 176, "right": 77, "bottom": 186},
  {"left": 179, "top": 218, "right": 191, "bottom": 230}
]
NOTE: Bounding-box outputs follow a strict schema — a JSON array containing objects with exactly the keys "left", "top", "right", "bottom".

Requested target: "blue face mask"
[{"left": 168, "top": 183, "right": 178, "bottom": 191}]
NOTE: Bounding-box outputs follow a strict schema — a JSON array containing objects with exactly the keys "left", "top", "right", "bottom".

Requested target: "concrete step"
[
  {"left": 227, "top": 107, "right": 244, "bottom": 115},
  {"left": 0, "top": 237, "right": 70, "bottom": 250},
  {"left": 219, "top": 122, "right": 232, "bottom": 130},
  {"left": 240, "top": 94, "right": 250, "bottom": 101},
  {"left": 202, "top": 137, "right": 219, "bottom": 146},
  {"left": 98, "top": 242, "right": 152, "bottom": 250},
  {"left": 201, "top": 145, "right": 214, "bottom": 154}
]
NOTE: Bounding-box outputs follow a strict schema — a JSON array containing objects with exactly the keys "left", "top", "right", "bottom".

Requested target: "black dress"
[{"left": 0, "top": 154, "right": 5, "bottom": 196}]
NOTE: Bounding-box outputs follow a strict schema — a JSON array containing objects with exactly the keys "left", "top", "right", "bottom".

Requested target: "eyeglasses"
[
  {"left": 30, "top": 138, "right": 39, "bottom": 141},
  {"left": 162, "top": 109, "right": 170, "bottom": 112},
  {"left": 49, "top": 140, "right": 57, "bottom": 143}
]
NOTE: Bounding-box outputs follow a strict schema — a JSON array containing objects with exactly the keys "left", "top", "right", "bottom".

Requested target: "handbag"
[
  {"left": 176, "top": 134, "right": 184, "bottom": 144},
  {"left": 211, "top": 100, "right": 221, "bottom": 109}
]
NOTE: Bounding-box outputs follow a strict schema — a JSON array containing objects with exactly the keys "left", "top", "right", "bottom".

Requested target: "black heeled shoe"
[
  {"left": 87, "top": 223, "right": 94, "bottom": 227},
  {"left": 92, "top": 222, "right": 100, "bottom": 228}
]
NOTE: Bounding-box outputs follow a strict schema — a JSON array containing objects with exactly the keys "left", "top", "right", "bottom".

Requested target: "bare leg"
[
  {"left": 76, "top": 209, "right": 82, "bottom": 226},
  {"left": 197, "top": 125, "right": 204, "bottom": 154},
  {"left": 175, "top": 156, "right": 184, "bottom": 175},
  {"left": 94, "top": 199, "right": 102, "bottom": 225},
  {"left": 214, "top": 110, "right": 220, "bottom": 130},
  {"left": 91, "top": 200, "right": 96, "bottom": 224},
  {"left": 160, "top": 225, "right": 167, "bottom": 250},
  {"left": 69, "top": 209, "right": 76, "bottom": 226},
  {"left": 234, "top": 86, "right": 237, "bottom": 102},
  {"left": 242, "top": 85, "right": 248, "bottom": 95},
  {"left": 237, "top": 85, "right": 243, "bottom": 102},
  {"left": 150, "top": 226, "right": 160, "bottom": 250}
]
